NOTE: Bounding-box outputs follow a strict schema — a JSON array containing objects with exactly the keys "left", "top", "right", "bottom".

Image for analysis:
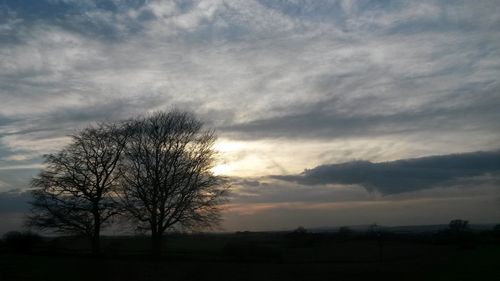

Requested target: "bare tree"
[
  {"left": 28, "top": 123, "right": 128, "bottom": 255},
  {"left": 119, "top": 111, "right": 227, "bottom": 257}
]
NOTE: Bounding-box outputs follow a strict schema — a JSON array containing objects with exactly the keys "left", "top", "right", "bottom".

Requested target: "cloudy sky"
[{"left": 1, "top": 0, "right": 500, "bottom": 233}]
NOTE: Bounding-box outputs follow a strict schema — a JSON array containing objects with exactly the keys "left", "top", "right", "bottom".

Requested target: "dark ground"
[{"left": 1, "top": 231, "right": 499, "bottom": 281}]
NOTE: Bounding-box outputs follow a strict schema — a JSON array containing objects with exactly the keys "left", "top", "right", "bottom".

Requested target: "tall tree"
[
  {"left": 28, "top": 123, "right": 128, "bottom": 255},
  {"left": 119, "top": 111, "right": 227, "bottom": 257}
]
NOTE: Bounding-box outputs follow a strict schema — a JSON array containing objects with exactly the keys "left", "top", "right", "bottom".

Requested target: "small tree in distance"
[
  {"left": 338, "top": 226, "right": 352, "bottom": 238},
  {"left": 28, "top": 123, "right": 128, "bottom": 255},
  {"left": 119, "top": 111, "right": 228, "bottom": 257},
  {"left": 449, "top": 219, "right": 469, "bottom": 234}
]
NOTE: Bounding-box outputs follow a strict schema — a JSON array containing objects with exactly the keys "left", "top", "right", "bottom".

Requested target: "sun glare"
[
  {"left": 211, "top": 139, "right": 245, "bottom": 176},
  {"left": 213, "top": 139, "right": 245, "bottom": 152},
  {"left": 211, "top": 163, "right": 232, "bottom": 176}
]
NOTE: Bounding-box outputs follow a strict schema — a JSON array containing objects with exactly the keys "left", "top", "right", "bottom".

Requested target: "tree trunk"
[
  {"left": 91, "top": 234, "right": 100, "bottom": 256},
  {"left": 91, "top": 210, "right": 101, "bottom": 256},
  {"left": 151, "top": 232, "right": 162, "bottom": 258}
]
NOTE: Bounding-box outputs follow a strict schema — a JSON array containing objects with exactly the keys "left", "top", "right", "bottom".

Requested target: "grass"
[{"left": 1, "top": 232, "right": 499, "bottom": 281}]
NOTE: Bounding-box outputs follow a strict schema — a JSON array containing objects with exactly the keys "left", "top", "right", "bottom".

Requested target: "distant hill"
[{"left": 304, "top": 223, "right": 497, "bottom": 234}]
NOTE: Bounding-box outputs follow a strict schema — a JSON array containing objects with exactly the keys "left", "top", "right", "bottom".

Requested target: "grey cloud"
[
  {"left": 274, "top": 151, "right": 500, "bottom": 194},
  {"left": 230, "top": 178, "right": 371, "bottom": 205},
  {"left": 40, "top": 94, "right": 167, "bottom": 126},
  {"left": 257, "top": 0, "right": 500, "bottom": 35},
  {"left": 0, "top": 168, "right": 39, "bottom": 192},
  {"left": 0, "top": 189, "right": 31, "bottom": 212},
  {"left": 231, "top": 178, "right": 262, "bottom": 187},
  {"left": 0, "top": 189, "right": 31, "bottom": 234},
  {"left": 1, "top": 0, "right": 149, "bottom": 40},
  {"left": 222, "top": 194, "right": 500, "bottom": 232},
  {"left": 1, "top": 0, "right": 499, "bottom": 202},
  {"left": 0, "top": 115, "right": 17, "bottom": 128},
  {"left": 222, "top": 81, "right": 500, "bottom": 140},
  {"left": 1, "top": 93, "right": 167, "bottom": 136}
]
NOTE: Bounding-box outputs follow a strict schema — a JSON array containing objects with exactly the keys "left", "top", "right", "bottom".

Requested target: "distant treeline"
[{"left": 2, "top": 220, "right": 500, "bottom": 257}]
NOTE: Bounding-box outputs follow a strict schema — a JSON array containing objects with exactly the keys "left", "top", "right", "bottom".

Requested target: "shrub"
[{"left": 2, "top": 231, "right": 42, "bottom": 253}]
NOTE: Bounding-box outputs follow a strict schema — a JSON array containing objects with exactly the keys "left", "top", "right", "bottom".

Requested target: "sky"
[{"left": 1, "top": 0, "right": 500, "bottom": 233}]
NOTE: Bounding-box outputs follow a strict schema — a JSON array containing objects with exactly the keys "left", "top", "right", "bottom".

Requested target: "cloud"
[
  {"left": 222, "top": 88, "right": 500, "bottom": 140},
  {"left": 222, "top": 168, "right": 500, "bottom": 230},
  {"left": 274, "top": 150, "right": 500, "bottom": 194},
  {"left": 222, "top": 194, "right": 500, "bottom": 231},
  {"left": 0, "top": 189, "right": 31, "bottom": 212},
  {"left": 0, "top": 189, "right": 31, "bottom": 234}
]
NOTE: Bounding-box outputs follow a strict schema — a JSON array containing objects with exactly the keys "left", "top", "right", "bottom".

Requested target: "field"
[{"left": 1, "top": 232, "right": 499, "bottom": 281}]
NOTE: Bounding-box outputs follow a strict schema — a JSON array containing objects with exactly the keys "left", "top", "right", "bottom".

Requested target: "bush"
[
  {"left": 338, "top": 226, "right": 352, "bottom": 236},
  {"left": 449, "top": 219, "right": 469, "bottom": 234},
  {"left": 2, "top": 231, "right": 42, "bottom": 253}
]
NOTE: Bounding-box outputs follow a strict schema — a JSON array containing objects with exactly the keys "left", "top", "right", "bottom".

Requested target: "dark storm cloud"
[{"left": 274, "top": 151, "right": 500, "bottom": 194}]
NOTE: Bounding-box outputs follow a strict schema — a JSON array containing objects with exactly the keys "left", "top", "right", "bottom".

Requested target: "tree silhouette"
[
  {"left": 338, "top": 226, "right": 352, "bottom": 238},
  {"left": 27, "top": 123, "right": 128, "bottom": 255},
  {"left": 118, "top": 111, "right": 227, "bottom": 257},
  {"left": 449, "top": 219, "right": 469, "bottom": 234}
]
